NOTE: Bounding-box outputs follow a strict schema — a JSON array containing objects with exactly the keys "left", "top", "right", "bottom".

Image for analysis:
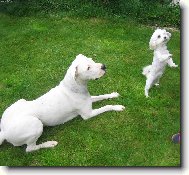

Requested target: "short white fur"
[{"left": 0, "top": 54, "right": 125, "bottom": 152}]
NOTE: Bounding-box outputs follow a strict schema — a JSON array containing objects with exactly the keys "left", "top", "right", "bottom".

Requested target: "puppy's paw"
[
  {"left": 112, "top": 105, "right": 125, "bottom": 111},
  {"left": 110, "top": 92, "right": 120, "bottom": 98},
  {"left": 155, "top": 83, "right": 159, "bottom": 86},
  {"left": 145, "top": 92, "right": 150, "bottom": 98},
  {"left": 145, "top": 92, "right": 149, "bottom": 98},
  {"left": 168, "top": 54, "right": 173, "bottom": 58},
  {"left": 171, "top": 64, "right": 178, "bottom": 68}
]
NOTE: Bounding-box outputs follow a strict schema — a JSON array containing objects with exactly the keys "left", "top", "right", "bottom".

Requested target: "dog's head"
[
  {"left": 149, "top": 29, "right": 171, "bottom": 50},
  {"left": 70, "top": 54, "right": 106, "bottom": 81}
]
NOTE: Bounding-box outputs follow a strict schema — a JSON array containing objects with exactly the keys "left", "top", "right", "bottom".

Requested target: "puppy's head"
[
  {"left": 149, "top": 29, "right": 171, "bottom": 50},
  {"left": 70, "top": 54, "right": 106, "bottom": 81}
]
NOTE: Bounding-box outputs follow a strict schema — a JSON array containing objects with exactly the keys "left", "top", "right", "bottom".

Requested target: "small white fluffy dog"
[
  {"left": 142, "top": 29, "right": 178, "bottom": 97},
  {"left": 0, "top": 54, "right": 125, "bottom": 152}
]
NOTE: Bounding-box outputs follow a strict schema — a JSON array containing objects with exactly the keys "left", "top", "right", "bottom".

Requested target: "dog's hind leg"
[
  {"left": 26, "top": 141, "right": 58, "bottom": 152},
  {"left": 91, "top": 92, "right": 119, "bottom": 102},
  {"left": 3, "top": 115, "right": 57, "bottom": 152},
  {"left": 145, "top": 76, "right": 155, "bottom": 97},
  {"left": 24, "top": 117, "right": 58, "bottom": 152}
]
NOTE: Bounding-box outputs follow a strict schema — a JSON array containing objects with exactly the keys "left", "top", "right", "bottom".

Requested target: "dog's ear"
[
  {"left": 71, "top": 65, "right": 78, "bottom": 80},
  {"left": 149, "top": 39, "right": 157, "bottom": 50}
]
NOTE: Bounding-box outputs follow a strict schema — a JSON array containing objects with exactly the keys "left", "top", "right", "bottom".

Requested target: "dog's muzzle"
[
  {"left": 95, "top": 64, "right": 106, "bottom": 80},
  {"left": 164, "top": 36, "right": 169, "bottom": 42}
]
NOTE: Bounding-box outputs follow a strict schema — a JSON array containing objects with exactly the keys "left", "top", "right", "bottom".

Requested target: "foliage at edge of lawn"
[{"left": 0, "top": 0, "right": 181, "bottom": 28}]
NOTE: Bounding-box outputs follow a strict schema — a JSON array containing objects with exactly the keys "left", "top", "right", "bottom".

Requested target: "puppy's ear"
[{"left": 149, "top": 39, "right": 157, "bottom": 50}]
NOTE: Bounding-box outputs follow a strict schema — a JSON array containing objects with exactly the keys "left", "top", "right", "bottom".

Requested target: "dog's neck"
[{"left": 60, "top": 72, "right": 89, "bottom": 95}]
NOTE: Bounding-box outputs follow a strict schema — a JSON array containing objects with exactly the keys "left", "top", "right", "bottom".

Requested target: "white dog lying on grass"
[
  {"left": 0, "top": 54, "right": 125, "bottom": 152},
  {"left": 142, "top": 29, "right": 178, "bottom": 98}
]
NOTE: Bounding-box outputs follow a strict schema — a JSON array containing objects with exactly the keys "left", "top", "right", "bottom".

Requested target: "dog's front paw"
[
  {"left": 112, "top": 105, "right": 125, "bottom": 111},
  {"left": 110, "top": 92, "right": 120, "bottom": 98},
  {"left": 171, "top": 64, "right": 178, "bottom": 68}
]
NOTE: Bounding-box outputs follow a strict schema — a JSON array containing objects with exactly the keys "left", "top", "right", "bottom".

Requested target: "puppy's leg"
[
  {"left": 80, "top": 105, "right": 125, "bottom": 120},
  {"left": 167, "top": 58, "right": 178, "bottom": 67},
  {"left": 145, "top": 75, "right": 155, "bottom": 98},
  {"left": 155, "top": 77, "right": 160, "bottom": 86},
  {"left": 91, "top": 92, "right": 119, "bottom": 102}
]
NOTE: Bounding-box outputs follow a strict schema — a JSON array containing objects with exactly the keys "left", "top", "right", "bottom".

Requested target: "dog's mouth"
[
  {"left": 163, "top": 39, "right": 169, "bottom": 44},
  {"left": 95, "top": 70, "right": 106, "bottom": 80}
]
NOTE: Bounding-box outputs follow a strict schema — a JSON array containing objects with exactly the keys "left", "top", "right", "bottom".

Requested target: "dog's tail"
[
  {"left": 142, "top": 65, "right": 152, "bottom": 77},
  {"left": 0, "top": 120, "right": 5, "bottom": 145}
]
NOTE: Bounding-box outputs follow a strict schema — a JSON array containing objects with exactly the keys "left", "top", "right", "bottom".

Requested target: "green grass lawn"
[{"left": 0, "top": 13, "right": 180, "bottom": 166}]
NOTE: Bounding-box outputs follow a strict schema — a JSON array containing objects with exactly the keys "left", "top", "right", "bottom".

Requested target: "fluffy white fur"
[
  {"left": 0, "top": 54, "right": 125, "bottom": 152},
  {"left": 142, "top": 29, "right": 178, "bottom": 98}
]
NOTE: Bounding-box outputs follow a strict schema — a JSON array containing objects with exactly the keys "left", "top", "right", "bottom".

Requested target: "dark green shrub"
[{"left": 0, "top": 0, "right": 180, "bottom": 28}]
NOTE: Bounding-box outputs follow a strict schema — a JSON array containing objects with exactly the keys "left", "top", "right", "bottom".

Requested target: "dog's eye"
[
  {"left": 87, "top": 66, "right": 90, "bottom": 70},
  {"left": 158, "top": 35, "right": 161, "bottom": 38}
]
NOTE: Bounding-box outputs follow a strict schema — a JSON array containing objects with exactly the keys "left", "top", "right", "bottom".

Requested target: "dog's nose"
[{"left": 101, "top": 64, "right": 106, "bottom": 70}]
